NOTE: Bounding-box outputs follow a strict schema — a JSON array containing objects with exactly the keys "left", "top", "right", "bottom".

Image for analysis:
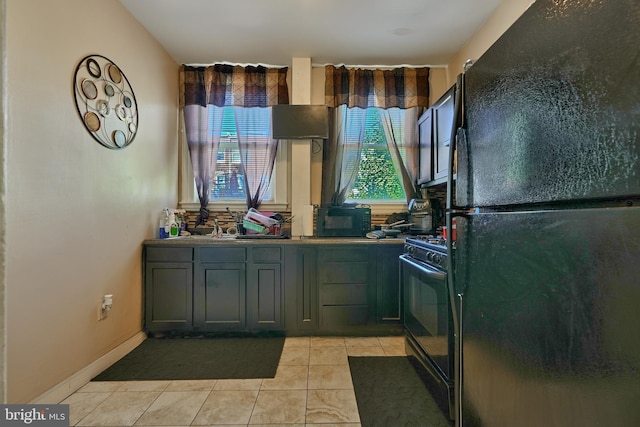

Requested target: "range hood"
[{"left": 272, "top": 105, "right": 329, "bottom": 139}]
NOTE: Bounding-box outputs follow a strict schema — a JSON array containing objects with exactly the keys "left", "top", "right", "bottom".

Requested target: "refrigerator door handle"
[
  {"left": 446, "top": 210, "right": 470, "bottom": 427},
  {"left": 446, "top": 73, "right": 463, "bottom": 213},
  {"left": 446, "top": 74, "right": 468, "bottom": 427},
  {"left": 455, "top": 292, "right": 463, "bottom": 427}
]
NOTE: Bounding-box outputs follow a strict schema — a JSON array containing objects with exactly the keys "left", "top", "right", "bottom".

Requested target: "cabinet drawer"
[
  {"left": 146, "top": 247, "right": 193, "bottom": 262},
  {"left": 320, "top": 262, "right": 369, "bottom": 284},
  {"left": 200, "top": 247, "right": 246, "bottom": 262},
  {"left": 319, "top": 247, "right": 369, "bottom": 262},
  {"left": 252, "top": 247, "right": 282, "bottom": 263},
  {"left": 321, "top": 283, "right": 368, "bottom": 305}
]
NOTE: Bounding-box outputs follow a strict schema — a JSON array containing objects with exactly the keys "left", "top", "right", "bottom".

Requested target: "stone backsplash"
[
  {"left": 182, "top": 208, "right": 399, "bottom": 235},
  {"left": 180, "top": 183, "right": 450, "bottom": 235}
]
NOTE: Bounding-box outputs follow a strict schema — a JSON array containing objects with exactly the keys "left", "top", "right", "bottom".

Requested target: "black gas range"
[{"left": 400, "top": 234, "right": 455, "bottom": 420}]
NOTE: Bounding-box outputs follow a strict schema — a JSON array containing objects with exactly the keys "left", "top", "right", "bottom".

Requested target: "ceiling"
[{"left": 119, "top": 0, "right": 505, "bottom": 67}]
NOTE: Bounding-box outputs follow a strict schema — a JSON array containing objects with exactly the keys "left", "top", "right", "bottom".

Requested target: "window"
[
  {"left": 346, "top": 108, "right": 406, "bottom": 203},
  {"left": 211, "top": 107, "right": 273, "bottom": 201},
  {"left": 180, "top": 106, "right": 287, "bottom": 209}
]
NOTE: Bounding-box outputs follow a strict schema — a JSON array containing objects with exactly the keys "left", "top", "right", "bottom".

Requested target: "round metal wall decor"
[{"left": 73, "top": 55, "right": 138, "bottom": 149}]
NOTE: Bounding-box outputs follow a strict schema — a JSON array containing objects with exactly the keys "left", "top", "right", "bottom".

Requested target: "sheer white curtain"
[
  {"left": 183, "top": 104, "right": 224, "bottom": 225},
  {"left": 234, "top": 107, "right": 278, "bottom": 208},
  {"left": 379, "top": 107, "right": 421, "bottom": 203},
  {"left": 325, "top": 105, "right": 368, "bottom": 206}
]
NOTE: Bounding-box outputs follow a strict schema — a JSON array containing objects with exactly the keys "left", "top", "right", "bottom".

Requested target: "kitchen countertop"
[{"left": 143, "top": 235, "right": 406, "bottom": 245}]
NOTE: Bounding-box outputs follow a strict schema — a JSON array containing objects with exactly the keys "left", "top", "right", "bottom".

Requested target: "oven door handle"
[{"left": 399, "top": 254, "right": 446, "bottom": 280}]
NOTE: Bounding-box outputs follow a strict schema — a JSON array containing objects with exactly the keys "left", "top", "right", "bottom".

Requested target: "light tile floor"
[{"left": 61, "top": 336, "right": 406, "bottom": 426}]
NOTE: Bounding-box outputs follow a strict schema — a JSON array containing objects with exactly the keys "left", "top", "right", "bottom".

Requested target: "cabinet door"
[
  {"left": 144, "top": 262, "right": 193, "bottom": 331},
  {"left": 376, "top": 245, "right": 403, "bottom": 323},
  {"left": 195, "top": 262, "right": 246, "bottom": 331},
  {"left": 434, "top": 90, "right": 455, "bottom": 180},
  {"left": 283, "top": 246, "right": 318, "bottom": 332},
  {"left": 247, "top": 263, "right": 282, "bottom": 330},
  {"left": 417, "top": 108, "right": 434, "bottom": 185}
]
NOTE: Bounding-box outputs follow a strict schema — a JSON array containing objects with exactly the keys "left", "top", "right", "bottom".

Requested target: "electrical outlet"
[
  {"left": 98, "top": 294, "right": 113, "bottom": 321},
  {"left": 98, "top": 304, "right": 108, "bottom": 321}
]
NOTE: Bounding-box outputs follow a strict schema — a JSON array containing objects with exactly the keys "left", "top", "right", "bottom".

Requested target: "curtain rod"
[
  {"left": 184, "top": 61, "right": 288, "bottom": 68},
  {"left": 183, "top": 61, "right": 448, "bottom": 69},
  {"left": 312, "top": 62, "right": 447, "bottom": 69}
]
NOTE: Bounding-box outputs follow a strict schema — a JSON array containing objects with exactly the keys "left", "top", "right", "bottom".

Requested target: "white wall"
[
  {"left": 4, "top": 0, "right": 178, "bottom": 403},
  {"left": 0, "top": 0, "right": 7, "bottom": 405},
  {"left": 447, "top": 0, "right": 535, "bottom": 83}
]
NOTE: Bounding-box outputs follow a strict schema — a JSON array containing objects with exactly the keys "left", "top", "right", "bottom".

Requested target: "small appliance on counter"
[
  {"left": 315, "top": 206, "right": 371, "bottom": 237},
  {"left": 407, "top": 198, "right": 436, "bottom": 235}
]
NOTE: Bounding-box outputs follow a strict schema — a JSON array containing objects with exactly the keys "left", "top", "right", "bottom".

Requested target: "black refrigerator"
[{"left": 447, "top": 0, "right": 640, "bottom": 426}]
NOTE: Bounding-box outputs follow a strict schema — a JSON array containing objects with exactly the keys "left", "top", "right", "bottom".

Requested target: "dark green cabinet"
[
  {"left": 247, "top": 247, "right": 283, "bottom": 330},
  {"left": 318, "top": 246, "right": 375, "bottom": 329},
  {"left": 144, "top": 247, "right": 194, "bottom": 332},
  {"left": 284, "top": 246, "right": 318, "bottom": 331},
  {"left": 417, "top": 108, "right": 433, "bottom": 185},
  {"left": 195, "top": 262, "right": 246, "bottom": 331},
  {"left": 144, "top": 241, "right": 402, "bottom": 335},
  {"left": 144, "top": 244, "right": 283, "bottom": 334},
  {"left": 194, "top": 246, "right": 248, "bottom": 331},
  {"left": 376, "top": 245, "right": 403, "bottom": 322},
  {"left": 284, "top": 242, "right": 403, "bottom": 335},
  {"left": 145, "top": 262, "right": 193, "bottom": 331},
  {"left": 434, "top": 90, "right": 455, "bottom": 181},
  {"left": 418, "top": 86, "right": 456, "bottom": 186}
]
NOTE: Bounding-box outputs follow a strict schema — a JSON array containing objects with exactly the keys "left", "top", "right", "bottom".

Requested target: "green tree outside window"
[{"left": 347, "top": 108, "right": 406, "bottom": 201}]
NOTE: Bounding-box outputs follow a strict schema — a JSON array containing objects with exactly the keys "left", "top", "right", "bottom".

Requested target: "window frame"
[
  {"left": 344, "top": 107, "right": 409, "bottom": 214},
  {"left": 178, "top": 111, "right": 289, "bottom": 212}
]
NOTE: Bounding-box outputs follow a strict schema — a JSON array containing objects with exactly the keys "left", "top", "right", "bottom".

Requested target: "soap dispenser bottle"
[{"left": 169, "top": 210, "right": 179, "bottom": 237}]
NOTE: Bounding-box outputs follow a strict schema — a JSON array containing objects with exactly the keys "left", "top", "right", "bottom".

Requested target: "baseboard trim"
[{"left": 31, "top": 331, "right": 147, "bottom": 404}]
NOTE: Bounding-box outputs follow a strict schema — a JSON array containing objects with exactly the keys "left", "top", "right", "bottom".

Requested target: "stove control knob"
[
  {"left": 434, "top": 254, "right": 442, "bottom": 264},
  {"left": 427, "top": 252, "right": 434, "bottom": 262}
]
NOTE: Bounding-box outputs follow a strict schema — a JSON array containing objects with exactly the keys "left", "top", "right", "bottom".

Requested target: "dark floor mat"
[
  {"left": 349, "top": 356, "right": 453, "bottom": 427},
  {"left": 92, "top": 336, "right": 284, "bottom": 381}
]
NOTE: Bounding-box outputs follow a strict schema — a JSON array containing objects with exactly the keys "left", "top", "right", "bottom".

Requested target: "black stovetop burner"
[{"left": 403, "top": 235, "right": 448, "bottom": 270}]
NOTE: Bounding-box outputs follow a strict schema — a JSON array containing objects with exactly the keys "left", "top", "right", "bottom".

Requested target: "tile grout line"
[
  {"left": 188, "top": 388, "right": 213, "bottom": 426},
  {"left": 246, "top": 380, "right": 261, "bottom": 426},
  {"left": 131, "top": 383, "right": 169, "bottom": 427},
  {"left": 305, "top": 353, "right": 311, "bottom": 426}
]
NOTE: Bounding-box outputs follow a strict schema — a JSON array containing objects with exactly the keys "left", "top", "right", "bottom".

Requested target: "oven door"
[{"left": 401, "top": 254, "right": 452, "bottom": 383}]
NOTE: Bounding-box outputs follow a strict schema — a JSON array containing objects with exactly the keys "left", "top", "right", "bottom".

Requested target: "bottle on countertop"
[
  {"left": 169, "top": 210, "right": 179, "bottom": 237},
  {"left": 159, "top": 208, "right": 170, "bottom": 239},
  {"left": 175, "top": 209, "right": 187, "bottom": 234}
]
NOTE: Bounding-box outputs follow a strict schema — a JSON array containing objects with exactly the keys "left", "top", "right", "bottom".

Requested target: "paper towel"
[{"left": 302, "top": 205, "right": 314, "bottom": 236}]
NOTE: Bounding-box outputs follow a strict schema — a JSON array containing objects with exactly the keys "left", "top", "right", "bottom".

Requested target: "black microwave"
[{"left": 316, "top": 207, "right": 371, "bottom": 237}]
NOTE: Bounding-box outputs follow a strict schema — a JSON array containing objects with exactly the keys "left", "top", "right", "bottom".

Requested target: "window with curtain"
[
  {"left": 210, "top": 106, "right": 274, "bottom": 202},
  {"left": 322, "top": 65, "right": 429, "bottom": 207},
  {"left": 345, "top": 108, "right": 407, "bottom": 203},
  {"left": 179, "top": 64, "right": 289, "bottom": 223}
]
